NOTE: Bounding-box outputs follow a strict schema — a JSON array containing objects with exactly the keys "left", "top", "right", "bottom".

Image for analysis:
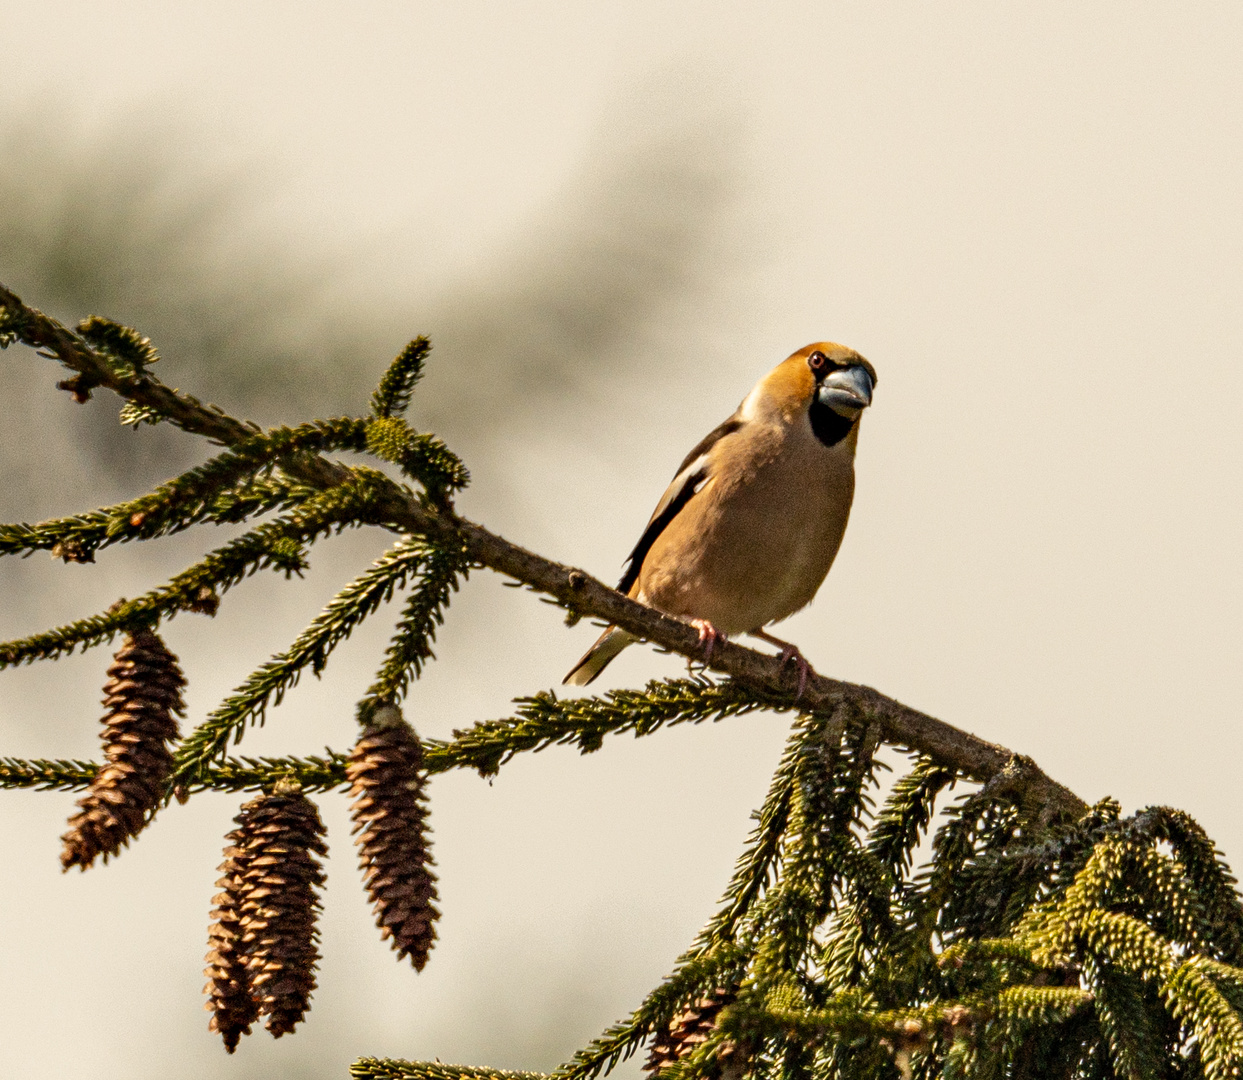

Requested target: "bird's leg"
[
  {"left": 749, "top": 629, "right": 815, "bottom": 701},
  {"left": 689, "top": 618, "right": 727, "bottom": 663}
]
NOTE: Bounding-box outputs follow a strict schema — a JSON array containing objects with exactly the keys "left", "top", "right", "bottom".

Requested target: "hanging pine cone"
[
  {"left": 346, "top": 703, "right": 439, "bottom": 970},
  {"left": 203, "top": 781, "right": 328, "bottom": 1049},
  {"left": 203, "top": 831, "right": 259, "bottom": 1053},
  {"left": 645, "top": 989, "right": 739, "bottom": 1078},
  {"left": 238, "top": 780, "right": 328, "bottom": 1037},
  {"left": 60, "top": 628, "right": 186, "bottom": 870}
]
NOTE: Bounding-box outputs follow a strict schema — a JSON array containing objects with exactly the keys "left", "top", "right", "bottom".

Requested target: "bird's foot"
[
  {"left": 779, "top": 646, "right": 813, "bottom": 701},
  {"left": 689, "top": 619, "right": 727, "bottom": 663},
  {"left": 749, "top": 630, "right": 815, "bottom": 701}
]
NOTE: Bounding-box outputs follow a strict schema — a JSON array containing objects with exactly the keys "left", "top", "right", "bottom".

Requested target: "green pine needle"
[
  {"left": 360, "top": 539, "right": 470, "bottom": 715},
  {"left": 352, "top": 1063, "right": 546, "bottom": 1080},
  {"left": 370, "top": 337, "right": 431, "bottom": 419},
  {"left": 171, "top": 534, "right": 434, "bottom": 784},
  {"left": 77, "top": 315, "right": 160, "bottom": 376},
  {"left": 0, "top": 480, "right": 377, "bottom": 669},
  {"left": 438, "top": 677, "right": 769, "bottom": 779}
]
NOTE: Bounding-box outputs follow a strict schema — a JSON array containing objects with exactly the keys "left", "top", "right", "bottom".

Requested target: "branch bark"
[{"left": 0, "top": 284, "right": 1087, "bottom": 821}]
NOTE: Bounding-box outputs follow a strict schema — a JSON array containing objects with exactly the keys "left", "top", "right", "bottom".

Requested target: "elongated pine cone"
[
  {"left": 347, "top": 704, "right": 439, "bottom": 970},
  {"left": 645, "top": 989, "right": 739, "bottom": 1078},
  {"left": 203, "top": 782, "right": 328, "bottom": 1050},
  {"left": 204, "top": 830, "right": 259, "bottom": 1053},
  {"left": 61, "top": 628, "right": 185, "bottom": 870}
]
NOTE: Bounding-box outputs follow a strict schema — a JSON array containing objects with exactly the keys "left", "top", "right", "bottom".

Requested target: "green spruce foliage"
[{"left": 1, "top": 283, "right": 1242, "bottom": 1076}]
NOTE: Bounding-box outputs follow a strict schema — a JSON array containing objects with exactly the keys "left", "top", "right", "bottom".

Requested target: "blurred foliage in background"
[{"left": 0, "top": 99, "right": 739, "bottom": 495}]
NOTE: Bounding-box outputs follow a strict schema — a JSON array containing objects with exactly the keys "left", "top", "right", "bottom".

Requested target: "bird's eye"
[{"left": 808, "top": 350, "right": 828, "bottom": 373}]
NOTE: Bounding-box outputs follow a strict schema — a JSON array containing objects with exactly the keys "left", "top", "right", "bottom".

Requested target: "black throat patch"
[{"left": 808, "top": 399, "right": 856, "bottom": 447}]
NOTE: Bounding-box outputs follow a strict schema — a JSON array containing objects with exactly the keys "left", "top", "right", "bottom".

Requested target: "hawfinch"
[{"left": 564, "top": 342, "right": 876, "bottom": 689}]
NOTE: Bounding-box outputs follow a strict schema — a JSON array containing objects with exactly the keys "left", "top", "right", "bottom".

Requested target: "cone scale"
[{"left": 645, "top": 989, "right": 739, "bottom": 1078}]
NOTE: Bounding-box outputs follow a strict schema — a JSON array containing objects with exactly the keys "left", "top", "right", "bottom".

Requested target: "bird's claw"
[
  {"left": 690, "top": 619, "right": 727, "bottom": 663},
  {"left": 777, "top": 645, "right": 813, "bottom": 701}
]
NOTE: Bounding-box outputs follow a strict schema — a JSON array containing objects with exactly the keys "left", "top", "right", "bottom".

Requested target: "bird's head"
[
  {"left": 748, "top": 342, "right": 876, "bottom": 446},
  {"left": 801, "top": 342, "right": 876, "bottom": 417}
]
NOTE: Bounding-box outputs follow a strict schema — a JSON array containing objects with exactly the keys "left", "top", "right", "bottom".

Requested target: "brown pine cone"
[
  {"left": 645, "top": 989, "right": 739, "bottom": 1078},
  {"left": 204, "top": 833, "right": 259, "bottom": 1053},
  {"left": 347, "top": 703, "right": 439, "bottom": 970},
  {"left": 61, "top": 628, "right": 186, "bottom": 870},
  {"left": 236, "top": 781, "right": 328, "bottom": 1038}
]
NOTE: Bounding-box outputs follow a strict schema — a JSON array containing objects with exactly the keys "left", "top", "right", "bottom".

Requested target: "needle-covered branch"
[
  {"left": 359, "top": 539, "right": 471, "bottom": 717},
  {"left": 0, "top": 753, "right": 349, "bottom": 793},
  {"left": 0, "top": 281, "right": 1083, "bottom": 819},
  {"left": 0, "top": 679, "right": 773, "bottom": 793},
  {"left": 7, "top": 282, "right": 1243, "bottom": 1077},
  {"left": 0, "top": 474, "right": 390, "bottom": 669},
  {"left": 370, "top": 337, "right": 430, "bottom": 419},
  {"left": 352, "top": 1063, "right": 549, "bottom": 1080},
  {"left": 556, "top": 947, "right": 750, "bottom": 1080},
  {"left": 0, "top": 474, "right": 317, "bottom": 561},
  {"left": 435, "top": 677, "right": 767, "bottom": 777},
  {"left": 171, "top": 535, "right": 435, "bottom": 784}
]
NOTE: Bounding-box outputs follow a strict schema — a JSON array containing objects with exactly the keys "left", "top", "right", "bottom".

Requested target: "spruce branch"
[
  {"left": 750, "top": 716, "right": 886, "bottom": 989},
  {"left": 171, "top": 535, "right": 435, "bottom": 784},
  {"left": 722, "top": 987, "right": 1094, "bottom": 1059},
  {"left": 1090, "top": 964, "right": 1169, "bottom": 1080},
  {"left": 867, "top": 757, "right": 958, "bottom": 879},
  {"left": 1165, "top": 957, "right": 1243, "bottom": 1080},
  {"left": 555, "top": 946, "right": 749, "bottom": 1080},
  {"left": 0, "top": 477, "right": 384, "bottom": 669},
  {"left": 436, "top": 677, "right": 765, "bottom": 778},
  {"left": 0, "top": 753, "right": 350, "bottom": 793},
  {"left": 5, "top": 284, "right": 1242, "bottom": 1075},
  {"left": 365, "top": 415, "right": 469, "bottom": 499},
  {"left": 352, "top": 1063, "right": 548, "bottom": 1080},
  {"left": 186, "top": 753, "right": 350, "bottom": 792},
  {"left": 370, "top": 337, "right": 431, "bottom": 419},
  {"left": 693, "top": 717, "right": 806, "bottom": 952},
  {"left": 107, "top": 416, "right": 375, "bottom": 536},
  {"left": 1, "top": 418, "right": 455, "bottom": 564},
  {"left": 0, "top": 756, "right": 98, "bottom": 790},
  {"left": 360, "top": 539, "right": 470, "bottom": 715},
  {"left": 0, "top": 284, "right": 264, "bottom": 441},
  {"left": 0, "top": 281, "right": 1086, "bottom": 821},
  {"left": 78, "top": 315, "right": 161, "bottom": 376},
  {"left": 1124, "top": 807, "right": 1243, "bottom": 965},
  {"left": 1, "top": 472, "right": 316, "bottom": 561},
  {"left": 0, "top": 679, "right": 774, "bottom": 795},
  {"left": 438, "top": 530, "right": 1086, "bottom": 819}
]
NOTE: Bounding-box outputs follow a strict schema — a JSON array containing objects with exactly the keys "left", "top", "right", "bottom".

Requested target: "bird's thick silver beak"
[{"left": 817, "top": 365, "right": 874, "bottom": 415}]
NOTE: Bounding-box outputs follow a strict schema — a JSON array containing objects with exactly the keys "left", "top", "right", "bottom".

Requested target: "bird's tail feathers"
[{"left": 563, "top": 626, "right": 635, "bottom": 686}]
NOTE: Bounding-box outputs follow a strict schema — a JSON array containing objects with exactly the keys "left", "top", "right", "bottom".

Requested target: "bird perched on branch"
[{"left": 565, "top": 342, "right": 876, "bottom": 693}]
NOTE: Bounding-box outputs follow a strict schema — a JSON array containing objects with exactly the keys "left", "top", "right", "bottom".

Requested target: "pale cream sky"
[{"left": 0, "top": 4, "right": 1241, "bottom": 1079}]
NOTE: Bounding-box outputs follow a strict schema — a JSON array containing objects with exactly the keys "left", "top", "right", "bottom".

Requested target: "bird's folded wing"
[{"left": 616, "top": 414, "right": 744, "bottom": 594}]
